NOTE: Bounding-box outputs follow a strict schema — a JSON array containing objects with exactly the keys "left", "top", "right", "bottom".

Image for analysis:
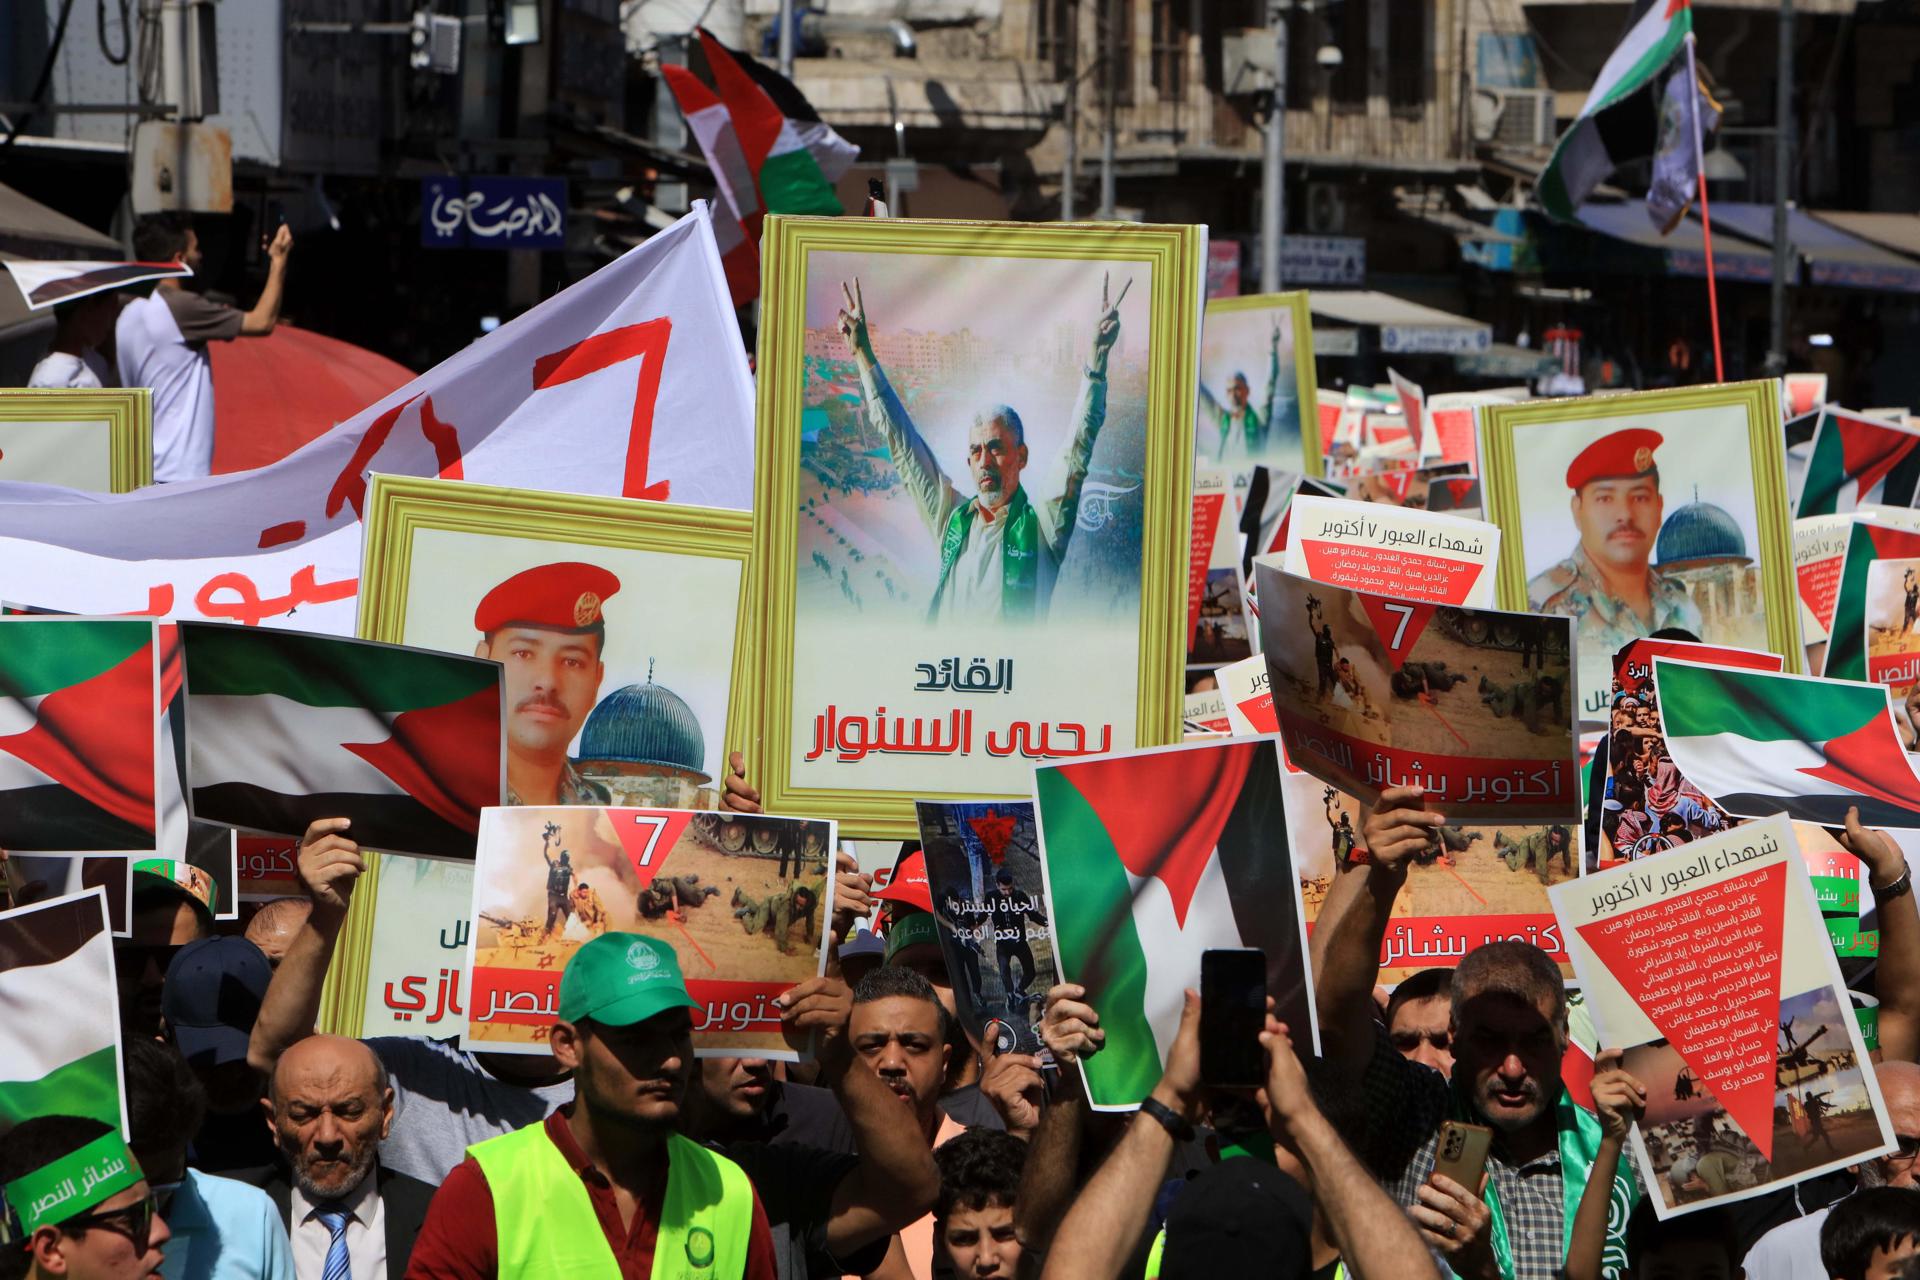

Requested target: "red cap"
[
  {"left": 1565, "top": 428, "right": 1663, "bottom": 491},
  {"left": 873, "top": 848, "right": 933, "bottom": 913},
  {"left": 474, "top": 562, "right": 621, "bottom": 634}
]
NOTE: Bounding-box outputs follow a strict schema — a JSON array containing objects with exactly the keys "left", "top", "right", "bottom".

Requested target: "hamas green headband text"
[{"left": 3, "top": 1133, "right": 141, "bottom": 1236}]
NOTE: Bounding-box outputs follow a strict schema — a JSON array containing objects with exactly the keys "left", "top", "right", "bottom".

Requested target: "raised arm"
[
  {"left": 1260, "top": 1019, "right": 1442, "bottom": 1280},
  {"left": 1565, "top": 1048, "right": 1644, "bottom": 1280},
  {"left": 1842, "top": 808, "right": 1920, "bottom": 1062},
  {"left": 780, "top": 977, "right": 940, "bottom": 1253},
  {"left": 247, "top": 817, "right": 362, "bottom": 1074},
  {"left": 240, "top": 225, "right": 293, "bottom": 336},
  {"left": 1262, "top": 316, "right": 1285, "bottom": 439},
  {"left": 1042, "top": 274, "right": 1123, "bottom": 555},
  {"left": 1039, "top": 989, "right": 1203, "bottom": 1280},
  {"left": 838, "top": 277, "right": 960, "bottom": 539},
  {"left": 1017, "top": 983, "right": 1103, "bottom": 1254},
  {"left": 1309, "top": 785, "right": 1444, "bottom": 1076}
]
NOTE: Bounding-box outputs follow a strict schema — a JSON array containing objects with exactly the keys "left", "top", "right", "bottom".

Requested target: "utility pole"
[
  {"left": 1099, "top": 0, "right": 1117, "bottom": 218},
  {"left": 1261, "top": 0, "right": 1287, "bottom": 293},
  {"left": 778, "top": 0, "right": 795, "bottom": 77},
  {"left": 1768, "top": 0, "right": 1792, "bottom": 376},
  {"left": 1062, "top": 1, "right": 1078, "bottom": 220}
]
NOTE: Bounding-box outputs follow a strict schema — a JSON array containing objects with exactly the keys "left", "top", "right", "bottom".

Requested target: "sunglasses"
[{"left": 63, "top": 1193, "right": 159, "bottom": 1253}]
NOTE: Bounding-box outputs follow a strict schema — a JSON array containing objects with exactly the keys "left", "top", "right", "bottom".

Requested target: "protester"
[
  {"left": 1745, "top": 1062, "right": 1920, "bottom": 1279},
  {"left": 0, "top": 1115, "right": 173, "bottom": 1280},
  {"left": 1384, "top": 966, "right": 1455, "bottom": 1077},
  {"left": 849, "top": 966, "right": 961, "bottom": 1154},
  {"left": 404, "top": 932, "right": 781, "bottom": 1279},
  {"left": 679, "top": 975, "right": 939, "bottom": 1279},
  {"left": 243, "top": 901, "right": 312, "bottom": 969},
  {"left": 115, "top": 214, "right": 292, "bottom": 483},
  {"left": 932, "top": 1129, "right": 1031, "bottom": 1279},
  {"left": 163, "top": 937, "right": 277, "bottom": 1174},
  {"left": 245, "top": 1036, "right": 435, "bottom": 1280},
  {"left": 28, "top": 292, "right": 118, "bottom": 388},
  {"left": 121, "top": 1037, "right": 293, "bottom": 1280},
  {"left": 119, "top": 873, "right": 213, "bottom": 1039},
  {"left": 1039, "top": 991, "right": 1439, "bottom": 1279},
  {"left": 1311, "top": 785, "right": 1635, "bottom": 1280},
  {"left": 247, "top": 820, "right": 576, "bottom": 1184},
  {"left": 1821, "top": 1188, "right": 1920, "bottom": 1280}
]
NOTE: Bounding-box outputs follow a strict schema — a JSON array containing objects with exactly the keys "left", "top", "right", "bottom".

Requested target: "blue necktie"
[{"left": 316, "top": 1205, "right": 352, "bottom": 1280}]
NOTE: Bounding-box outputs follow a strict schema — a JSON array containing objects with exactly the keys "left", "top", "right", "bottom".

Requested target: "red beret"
[
  {"left": 474, "top": 562, "right": 621, "bottom": 634},
  {"left": 1566, "top": 428, "right": 1663, "bottom": 491}
]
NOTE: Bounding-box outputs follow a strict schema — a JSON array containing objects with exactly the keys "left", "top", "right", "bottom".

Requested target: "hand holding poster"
[
  {"left": 464, "top": 807, "right": 834, "bottom": 1059},
  {"left": 1033, "top": 737, "right": 1315, "bottom": 1109},
  {"left": 1279, "top": 495, "right": 1500, "bottom": 606},
  {"left": 1550, "top": 816, "right": 1893, "bottom": 1216},
  {"left": 1255, "top": 563, "right": 1580, "bottom": 822},
  {"left": 915, "top": 801, "right": 1056, "bottom": 1055}
]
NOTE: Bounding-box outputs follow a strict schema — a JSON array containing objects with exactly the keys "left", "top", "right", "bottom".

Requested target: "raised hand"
[
  {"left": 264, "top": 223, "right": 293, "bottom": 263},
  {"left": 837, "top": 278, "right": 873, "bottom": 363},
  {"left": 1361, "top": 785, "right": 1447, "bottom": 870},
  {"left": 1840, "top": 804, "right": 1908, "bottom": 891},
  {"left": 297, "top": 817, "right": 363, "bottom": 921},
  {"left": 1589, "top": 1048, "right": 1648, "bottom": 1141},
  {"left": 1089, "top": 272, "right": 1124, "bottom": 371}
]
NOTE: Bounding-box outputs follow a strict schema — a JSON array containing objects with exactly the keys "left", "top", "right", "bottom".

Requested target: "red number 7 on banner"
[{"left": 532, "top": 317, "right": 675, "bottom": 502}]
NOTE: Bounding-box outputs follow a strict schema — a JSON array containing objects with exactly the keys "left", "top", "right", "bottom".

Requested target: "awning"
[
  {"left": 1455, "top": 343, "right": 1557, "bottom": 380},
  {"left": 0, "top": 183, "right": 119, "bottom": 260},
  {"left": 209, "top": 325, "right": 413, "bottom": 473},
  {"left": 1307, "top": 291, "right": 1492, "bottom": 355},
  {"left": 1574, "top": 202, "right": 1778, "bottom": 281},
  {"left": 1808, "top": 212, "right": 1920, "bottom": 272},
  {"left": 1706, "top": 203, "right": 1920, "bottom": 294}
]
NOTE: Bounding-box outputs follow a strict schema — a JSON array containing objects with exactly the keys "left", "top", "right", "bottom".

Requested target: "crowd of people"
[{"left": 8, "top": 770, "right": 1920, "bottom": 1280}]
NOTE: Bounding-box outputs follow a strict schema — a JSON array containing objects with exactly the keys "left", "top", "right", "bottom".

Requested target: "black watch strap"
[
  {"left": 1876, "top": 864, "right": 1913, "bottom": 904},
  {"left": 1138, "top": 1095, "right": 1195, "bottom": 1143}
]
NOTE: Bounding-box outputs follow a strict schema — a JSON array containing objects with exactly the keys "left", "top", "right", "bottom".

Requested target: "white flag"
[{"left": 0, "top": 206, "right": 755, "bottom": 633}]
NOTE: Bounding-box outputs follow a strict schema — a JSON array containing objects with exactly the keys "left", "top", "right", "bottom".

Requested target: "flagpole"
[{"left": 1685, "top": 32, "right": 1725, "bottom": 384}]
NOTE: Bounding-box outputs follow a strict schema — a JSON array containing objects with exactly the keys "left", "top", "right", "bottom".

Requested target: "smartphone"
[
  {"left": 1432, "top": 1120, "right": 1492, "bottom": 1191},
  {"left": 1200, "top": 948, "right": 1267, "bottom": 1088}
]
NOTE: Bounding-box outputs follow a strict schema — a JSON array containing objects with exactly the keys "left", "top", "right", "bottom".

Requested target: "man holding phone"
[{"left": 1308, "top": 785, "right": 1637, "bottom": 1280}]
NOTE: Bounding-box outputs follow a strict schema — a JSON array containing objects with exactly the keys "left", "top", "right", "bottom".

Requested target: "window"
[
  {"left": 1386, "top": 0, "right": 1428, "bottom": 113},
  {"left": 1330, "top": 0, "right": 1370, "bottom": 107},
  {"left": 1094, "top": 0, "right": 1134, "bottom": 104},
  {"left": 1035, "top": 0, "right": 1075, "bottom": 80},
  {"left": 1150, "top": 0, "right": 1194, "bottom": 98}
]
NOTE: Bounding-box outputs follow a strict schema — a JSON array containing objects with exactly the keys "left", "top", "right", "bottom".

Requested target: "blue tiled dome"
[
  {"left": 578, "top": 678, "right": 708, "bottom": 778},
  {"left": 1656, "top": 497, "right": 1747, "bottom": 566}
]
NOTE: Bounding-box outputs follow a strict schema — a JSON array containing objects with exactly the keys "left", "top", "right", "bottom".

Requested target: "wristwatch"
[
  {"left": 1875, "top": 863, "right": 1913, "bottom": 904},
  {"left": 1139, "top": 1095, "right": 1195, "bottom": 1143}
]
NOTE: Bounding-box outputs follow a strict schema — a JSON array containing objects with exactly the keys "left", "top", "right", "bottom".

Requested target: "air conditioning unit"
[
  {"left": 1470, "top": 88, "right": 1556, "bottom": 148},
  {"left": 1306, "top": 183, "right": 1347, "bottom": 235}
]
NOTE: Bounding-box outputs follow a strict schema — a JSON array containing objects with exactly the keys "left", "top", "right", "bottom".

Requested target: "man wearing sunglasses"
[{"left": 1, "top": 1115, "right": 172, "bottom": 1280}]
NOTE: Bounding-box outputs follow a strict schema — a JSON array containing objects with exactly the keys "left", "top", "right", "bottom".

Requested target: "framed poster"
[
  {"left": 1479, "top": 381, "right": 1799, "bottom": 727},
  {"left": 737, "top": 215, "right": 1204, "bottom": 837},
  {"left": 0, "top": 388, "right": 152, "bottom": 492},
  {"left": 1197, "top": 291, "right": 1320, "bottom": 475},
  {"left": 360, "top": 475, "right": 752, "bottom": 813}
]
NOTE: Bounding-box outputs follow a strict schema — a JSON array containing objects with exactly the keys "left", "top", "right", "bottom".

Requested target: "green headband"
[
  {"left": 885, "top": 910, "right": 942, "bottom": 962},
  {"left": 3, "top": 1131, "right": 141, "bottom": 1237}
]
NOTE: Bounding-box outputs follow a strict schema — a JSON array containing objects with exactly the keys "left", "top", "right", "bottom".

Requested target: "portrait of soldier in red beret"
[
  {"left": 1527, "top": 427, "right": 1702, "bottom": 657},
  {"left": 472, "top": 561, "right": 619, "bottom": 806}
]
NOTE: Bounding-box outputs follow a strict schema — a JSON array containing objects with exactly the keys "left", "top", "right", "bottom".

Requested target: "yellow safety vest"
[{"left": 469, "top": 1122, "right": 753, "bottom": 1280}]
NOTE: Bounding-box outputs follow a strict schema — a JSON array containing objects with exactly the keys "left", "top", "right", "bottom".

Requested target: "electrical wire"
[
  {"left": 3, "top": 0, "right": 82, "bottom": 147},
  {"left": 99, "top": 0, "right": 131, "bottom": 65}
]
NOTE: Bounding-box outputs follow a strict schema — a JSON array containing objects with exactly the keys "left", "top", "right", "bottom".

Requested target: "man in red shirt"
[{"left": 404, "top": 933, "right": 778, "bottom": 1280}]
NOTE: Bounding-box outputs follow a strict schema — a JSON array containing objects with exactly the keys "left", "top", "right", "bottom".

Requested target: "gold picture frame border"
[
  {"left": 0, "top": 387, "right": 153, "bottom": 491},
  {"left": 735, "top": 214, "right": 1205, "bottom": 839},
  {"left": 1477, "top": 378, "right": 1802, "bottom": 674}
]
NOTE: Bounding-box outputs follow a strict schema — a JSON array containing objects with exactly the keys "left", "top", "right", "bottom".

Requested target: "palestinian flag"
[
  {"left": 1034, "top": 738, "right": 1316, "bottom": 1109},
  {"left": 0, "top": 890, "right": 124, "bottom": 1136},
  {"left": 696, "top": 30, "right": 844, "bottom": 222},
  {"left": 180, "top": 623, "right": 503, "bottom": 861},
  {"left": 2, "top": 259, "right": 191, "bottom": 312},
  {"left": 1655, "top": 658, "right": 1920, "bottom": 827},
  {"left": 1538, "top": 0, "right": 1693, "bottom": 222},
  {"left": 717, "top": 33, "right": 859, "bottom": 189},
  {"left": 1827, "top": 523, "right": 1920, "bottom": 682},
  {"left": 1795, "top": 409, "right": 1920, "bottom": 519},
  {"left": 0, "top": 618, "right": 158, "bottom": 850},
  {"left": 660, "top": 65, "right": 762, "bottom": 306}
]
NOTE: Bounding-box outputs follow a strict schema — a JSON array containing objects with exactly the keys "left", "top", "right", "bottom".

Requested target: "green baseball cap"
[
  {"left": 884, "top": 908, "right": 942, "bottom": 963},
  {"left": 558, "top": 933, "right": 700, "bottom": 1027}
]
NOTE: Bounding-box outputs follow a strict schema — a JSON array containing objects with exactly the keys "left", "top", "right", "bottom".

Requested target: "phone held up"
[{"left": 1200, "top": 947, "right": 1267, "bottom": 1089}]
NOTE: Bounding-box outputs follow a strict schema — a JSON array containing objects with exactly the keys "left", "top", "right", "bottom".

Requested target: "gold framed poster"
[{"left": 0, "top": 388, "right": 152, "bottom": 491}]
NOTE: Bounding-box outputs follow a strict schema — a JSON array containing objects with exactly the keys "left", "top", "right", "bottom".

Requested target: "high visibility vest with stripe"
[{"left": 469, "top": 1123, "right": 753, "bottom": 1280}]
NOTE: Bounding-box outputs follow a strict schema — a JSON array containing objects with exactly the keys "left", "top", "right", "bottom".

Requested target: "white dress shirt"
[{"left": 289, "top": 1169, "right": 387, "bottom": 1280}]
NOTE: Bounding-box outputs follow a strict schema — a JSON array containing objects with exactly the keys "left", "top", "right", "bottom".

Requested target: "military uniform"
[
  {"left": 508, "top": 760, "right": 611, "bottom": 807},
  {"left": 731, "top": 882, "right": 813, "bottom": 954}
]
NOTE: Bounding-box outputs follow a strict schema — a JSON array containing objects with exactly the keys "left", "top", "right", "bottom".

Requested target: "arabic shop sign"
[{"left": 422, "top": 176, "right": 567, "bottom": 250}]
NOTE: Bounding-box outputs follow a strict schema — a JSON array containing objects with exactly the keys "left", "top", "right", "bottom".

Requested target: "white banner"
[{"left": 0, "top": 206, "right": 755, "bottom": 633}]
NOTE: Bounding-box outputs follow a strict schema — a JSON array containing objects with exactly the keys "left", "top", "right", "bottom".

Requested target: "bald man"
[
  {"left": 242, "top": 1036, "right": 436, "bottom": 1280},
  {"left": 244, "top": 899, "right": 312, "bottom": 968}
]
